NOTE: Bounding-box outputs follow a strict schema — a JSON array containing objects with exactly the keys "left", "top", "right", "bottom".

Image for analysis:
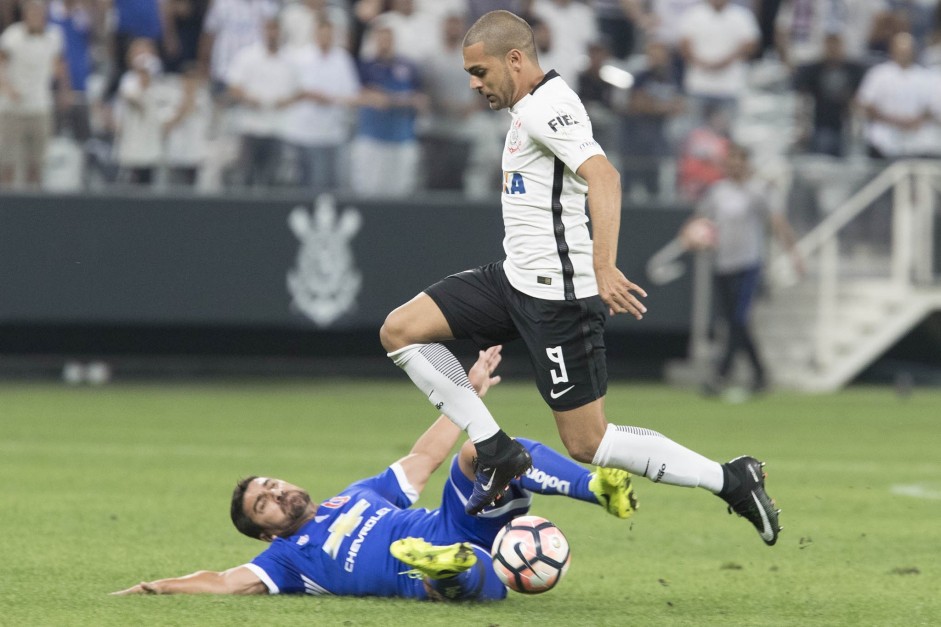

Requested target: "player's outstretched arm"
[
  {"left": 396, "top": 346, "right": 504, "bottom": 494},
  {"left": 577, "top": 155, "right": 648, "bottom": 319},
  {"left": 111, "top": 565, "right": 267, "bottom": 596}
]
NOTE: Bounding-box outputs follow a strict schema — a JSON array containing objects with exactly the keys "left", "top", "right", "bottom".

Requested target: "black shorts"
[{"left": 424, "top": 261, "right": 608, "bottom": 411}]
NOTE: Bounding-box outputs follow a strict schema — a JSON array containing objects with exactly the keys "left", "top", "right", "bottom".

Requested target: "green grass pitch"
[{"left": 2, "top": 380, "right": 939, "bottom": 626}]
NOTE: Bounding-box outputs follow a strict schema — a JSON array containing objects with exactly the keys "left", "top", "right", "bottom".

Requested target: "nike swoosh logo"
[
  {"left": 314, "top": 515, "right": 329, "bottom": 523},
  {"left": 748, "top": 465, "right": 760, "bottom": 483},
  {"left": 549, "top": 385, "right": 575, "bottom": 399},
  {"left": 750, "top": 491, "right": 775, "bottom": 541},
  {"left": 480, "top": 468, "right": 497, "bottom": 491}
]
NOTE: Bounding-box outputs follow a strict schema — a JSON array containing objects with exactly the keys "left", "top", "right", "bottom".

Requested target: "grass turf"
[{"left": 1, "top": 380, "right": 939, "bottom": 626}]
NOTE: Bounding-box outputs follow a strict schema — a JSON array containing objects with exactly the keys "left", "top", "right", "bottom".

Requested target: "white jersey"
[{"left": 501, "top": 71, "right": 605, "bottom": 301}]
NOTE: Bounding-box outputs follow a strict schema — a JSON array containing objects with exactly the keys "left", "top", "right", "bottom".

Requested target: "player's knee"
[
  {"left": 557, "top": 419, "right": 605, "bottom": 463},
  {"left": 563, "top": 436, "right": 601, "bottom": 464},
  {"left": 379, "top": 310, "right": 410, "bottom": 352}
]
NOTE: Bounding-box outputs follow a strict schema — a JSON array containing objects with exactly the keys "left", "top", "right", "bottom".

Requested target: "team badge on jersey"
[{"left": 507, "top": 118, "right": 523, "bottom": 154}]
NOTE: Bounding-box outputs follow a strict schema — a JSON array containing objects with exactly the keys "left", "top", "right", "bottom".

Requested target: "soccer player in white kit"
[{"left": 379, "top": 10, "right": 781, "bottom": 545}]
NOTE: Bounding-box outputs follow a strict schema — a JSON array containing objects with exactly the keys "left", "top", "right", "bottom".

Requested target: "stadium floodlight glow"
[{"left": 599, "top": 65, "right": 634, "bottom": 90}]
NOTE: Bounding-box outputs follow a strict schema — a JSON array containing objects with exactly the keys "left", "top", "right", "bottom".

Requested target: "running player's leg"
[
  {"left": 514, "top": 292, "right": 779, "bottom": 544},
  {"left": 554, "top": 394, "right": 780, "bottom": 544},
  {"left": 382, "top": 291, "right": 503, "bottom": 443},
  {"left": 382, "top": 269, "right": 532, "bottom": 515},
  {"left": 554, "top": 400, "right": 723, "bottom": 490}
]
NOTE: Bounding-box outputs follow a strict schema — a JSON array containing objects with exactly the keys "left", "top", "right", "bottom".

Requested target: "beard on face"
[
  {"left": 494, "top": 67, "right": 515, "bottom": 110},
  {"left": 283, "top": 490, "right": 311, "bottom": 520}
]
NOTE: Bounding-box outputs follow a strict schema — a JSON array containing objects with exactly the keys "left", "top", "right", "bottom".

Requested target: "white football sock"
[
  {"left": 591, "top": 424, "right": 724, "bottom": 493},
  {"left": 388, "top": 343, "right": 500, "bottom": 443}
]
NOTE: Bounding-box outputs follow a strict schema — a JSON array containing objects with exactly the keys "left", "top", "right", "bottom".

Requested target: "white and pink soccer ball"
[{"left": 491, "top": 515, "right": 571, "bottom": 594}]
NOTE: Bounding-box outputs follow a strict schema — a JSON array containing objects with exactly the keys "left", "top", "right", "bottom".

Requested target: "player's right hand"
[{"left": 596, "top": 266, "right": 648, "bottom": 319}]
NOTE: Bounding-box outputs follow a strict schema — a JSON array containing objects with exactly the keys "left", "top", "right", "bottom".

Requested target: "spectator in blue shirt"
[
  {"left": 49, "top": 0, "right": 94, "bottom": 140},
  {"left": 350, "top": 21, "right": 427, "bottom": 197}
]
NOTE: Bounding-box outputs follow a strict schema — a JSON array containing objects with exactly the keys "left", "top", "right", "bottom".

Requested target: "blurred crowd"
[{"left": 1, "top": 0, "right": 940, "bottom": 199}]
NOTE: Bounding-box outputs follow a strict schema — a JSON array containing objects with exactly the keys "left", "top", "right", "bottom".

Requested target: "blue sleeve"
[
  {"left": 346, "top": 465, "right": 417, "bottom": 509},
  {"left": 249, "top": 541, "right": 304, "bottom": 595}
]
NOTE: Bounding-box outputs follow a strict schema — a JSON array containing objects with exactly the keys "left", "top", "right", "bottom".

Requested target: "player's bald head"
[{"left": 463, "top": 10, "right": 537, "bottom": 61}]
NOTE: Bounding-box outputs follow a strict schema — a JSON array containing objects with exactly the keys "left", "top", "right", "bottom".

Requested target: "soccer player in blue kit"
[{"left": 112, "top": 347, "right": 636, "bottom": 601}]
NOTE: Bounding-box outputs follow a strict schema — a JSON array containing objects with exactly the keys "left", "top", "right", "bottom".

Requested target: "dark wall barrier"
[{"left": 1, "top": 192, "right": 694, "bottom": 329}]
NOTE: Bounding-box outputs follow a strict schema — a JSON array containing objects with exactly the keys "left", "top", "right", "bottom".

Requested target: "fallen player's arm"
[{"left": 111, "top": 565, "right": 267, "bottom": 595}]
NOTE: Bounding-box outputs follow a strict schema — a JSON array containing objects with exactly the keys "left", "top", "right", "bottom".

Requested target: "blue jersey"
[
  {"left": 356, "top": 56, "right": 422, "bottom": 143},
  {"left": 246, "top": 459, "right": 530, "bottom": 598},
  {"left": 114, "top": 0, "right": 162, "bottom": 38}
]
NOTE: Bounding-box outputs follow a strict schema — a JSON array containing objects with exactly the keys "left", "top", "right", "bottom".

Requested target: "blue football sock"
[
  {"left": 426, "top": 547, "right": 506, "bottom": 601},
  {"left": 513, "top": 438, "right": 597, "bottom": 505}
]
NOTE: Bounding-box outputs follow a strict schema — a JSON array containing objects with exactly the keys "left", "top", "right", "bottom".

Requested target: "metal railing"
[{"left": 768, "top": 159, "right": 941, "bottom": 372}]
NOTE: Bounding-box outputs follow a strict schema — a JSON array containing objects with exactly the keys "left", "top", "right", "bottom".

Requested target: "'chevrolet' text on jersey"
[{"left": 501, "top": 70, "right": 606, "bottom": 301}]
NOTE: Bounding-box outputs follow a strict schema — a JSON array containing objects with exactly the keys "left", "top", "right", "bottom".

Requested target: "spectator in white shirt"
[
  {"left": 857, "top": 31, "right": 935, "bottom": 158},
  {"left": 835, "top": 0, "right": 891, "bottom": 64},
  {"left": 0, "top": 0, "right": 70, "bottom": 189},
  {"left": 531, "top": 0, "right": 598, "bottom": 82},
  {"left": 226, "top": 18, "right": 298, "bottom": 187},
  {"left": 283, "top": 19, "right": 360, "bottom": 193},
  {"left": 775, "top": 0, "right": 836, "bottom": 71},
  {"left": 161, "top": 62, "right": 213, "bottom": 186},
  {"left": 359, "top": 0, "right": 439, "bottom": 63},
  {"left": 279, "top": 0, "right": 351, "bottom": 50},
  {"left": 644, "top": 0, "right": 701, "bottom": 50},
  {"left": 114, "top": 38, "right": 164, "bottom": 185},
  {"left": 199, "top": 0, "right": 278, "bottom": 93},
  {"left": 678, "top": 0, "right": 760, "bottom": 123},
  {"left": 413, "top": 0, "right": 466, "bottom": 26},
  {"left": 419, "top": 12, "right": 481, "bottom": 191}
]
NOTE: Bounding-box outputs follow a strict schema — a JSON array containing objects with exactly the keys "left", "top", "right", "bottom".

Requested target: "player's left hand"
[
  {"left": 596, "top": 266, "right": 648, "bottom": 319},
  {"left": 467, "top": 345, "right": 503, "bottom": 397}
]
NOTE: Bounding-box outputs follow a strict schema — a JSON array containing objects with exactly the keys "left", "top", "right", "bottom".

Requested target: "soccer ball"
[{"left": 491, "top": 515, "right": 571, "bottom": 594}]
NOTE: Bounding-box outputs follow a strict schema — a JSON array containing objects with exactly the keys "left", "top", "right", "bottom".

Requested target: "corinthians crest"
[{"left": 287, "top": 195, "right": 362, "bottom": 326}]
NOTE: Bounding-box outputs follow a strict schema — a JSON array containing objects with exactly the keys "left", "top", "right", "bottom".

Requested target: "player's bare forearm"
[
  {"left": 397, "top": 417, "right": 463, "bottom": 494},
  {"left": 578, "top": 156, "right": 648, "bottom": 319},
  {"left": 112, "top": 567, "right": 266, "bottom": 595}
]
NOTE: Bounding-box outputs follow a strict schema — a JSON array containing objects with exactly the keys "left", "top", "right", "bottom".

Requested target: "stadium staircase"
[
  {"left": 753, "top": 160, "right": 941, "bottom": 392},
  {"left": 659, "top": 159, "right": 941, "bottom": 393}
]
